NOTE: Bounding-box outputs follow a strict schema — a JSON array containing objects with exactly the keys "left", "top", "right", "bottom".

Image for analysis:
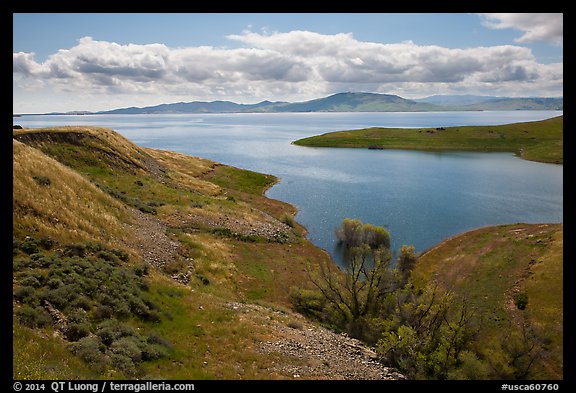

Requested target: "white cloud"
[
  {"left": 478, "top": 13, "right": 563, "bottom": 45},
  {"left": 13, "top": 31, "right": 563, "bottom": 112}
]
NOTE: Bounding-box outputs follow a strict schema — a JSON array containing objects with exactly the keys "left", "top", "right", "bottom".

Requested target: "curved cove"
[{"left": 14, "top": 111, "right": 563, "bottom": 267}]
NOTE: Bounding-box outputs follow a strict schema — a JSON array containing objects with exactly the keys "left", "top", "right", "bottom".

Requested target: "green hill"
[
  {"left": 294, "top": 116, "right": 563, "bottom": 164},
  {"left": 412, "top": 223, "right": 563, "bottom": 379}
]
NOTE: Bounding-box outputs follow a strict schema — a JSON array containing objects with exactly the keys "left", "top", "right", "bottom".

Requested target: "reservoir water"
[{"left": 14, "top": 111, "right": 563, "bottom": 266}]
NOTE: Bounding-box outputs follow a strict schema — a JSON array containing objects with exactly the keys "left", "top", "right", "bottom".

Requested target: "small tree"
[
  {"left": 310, "top": 219, "right": 396, "bottom": 336},
  {"left": 377, "top": 286, "right": 479, "bottom": 379},
  {"left": 397, "top": 244, "right": 417, "bottom": 284},
  {"left": 335, "top": 218, "right": 391, "bottom": 250}
]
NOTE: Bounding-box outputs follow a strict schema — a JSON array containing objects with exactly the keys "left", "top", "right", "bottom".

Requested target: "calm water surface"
[{"left": 15, "top": 111, "right": 563, "bottom": 266}]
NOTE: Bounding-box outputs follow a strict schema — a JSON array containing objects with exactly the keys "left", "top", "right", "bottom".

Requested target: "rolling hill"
[
  {"left": 411, "top": 223, "right": 563, "bottom": 379},
  {"left": 87, "top": 92, "right": 562, "bottom": 115}
]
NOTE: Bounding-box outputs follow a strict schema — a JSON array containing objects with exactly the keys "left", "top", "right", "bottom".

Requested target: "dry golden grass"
[
  {"left": 146, "top": 148, "right": 222, "bottom": 196},
  {"left": 14, "top": 126, "right": 153, "bottom": 170},
  {"left": 13, "top": 139, "right": 130, "bottom": 246}
]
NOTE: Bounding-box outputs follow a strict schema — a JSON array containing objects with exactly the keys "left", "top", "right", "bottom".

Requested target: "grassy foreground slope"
[
  {"left": 411, "top": 223, "right": 563, "bottom": 379},
  {"left": 13, "top": 126, "right": 332, "bottom": 379},
  {"left": 293, "top": 116, "right": 563, "bottom": 164}
]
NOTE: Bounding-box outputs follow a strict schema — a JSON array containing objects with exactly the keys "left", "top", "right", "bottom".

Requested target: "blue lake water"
[{"left": 14, "top": 111, "right": 563, "bottom": 266}]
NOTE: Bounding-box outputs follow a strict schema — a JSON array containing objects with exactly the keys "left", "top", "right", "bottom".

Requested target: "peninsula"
[{"left": 293, "top": 116, "right": 563, "bottom": 164}]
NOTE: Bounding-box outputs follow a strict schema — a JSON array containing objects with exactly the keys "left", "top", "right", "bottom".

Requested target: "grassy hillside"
[
  {"left": 13, "top": 139, "right": 131, "bottom": 247},
  {"left": 13, "top": 126, "right": 333, "bottom": 379},
  {"left": 293, "top": 116, "right": 563, "bottom": 164},
  {"left": 13, "top": 125, "right": 562, "bottom": 380},
  {"left": 411, "top": 223, "right": 563, "bottom": 379}
]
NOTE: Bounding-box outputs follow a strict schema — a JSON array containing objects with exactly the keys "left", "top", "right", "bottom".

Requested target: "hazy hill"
[
  {"left": 34, "top": 93, "right": 563, "bottom": 116},
  {"left": 414, "top": 94, "right": 505, "bottom": 105},
  {"left": 415, "top": 95, "right": 563, "bottom": 110},
  {"left": 457, "top": 97, "right": 563, "bottom": 111},
  {"left": 100, "top": 99, "right": 285, "bottom": 114},
  {"left": 262, "top": 92, "right": 442, "bottom": 112},
  {"left": 97, "top": 92, "right": 439, "bottom": 114}
]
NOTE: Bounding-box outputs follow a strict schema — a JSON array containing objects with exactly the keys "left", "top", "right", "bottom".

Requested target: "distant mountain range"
[
  {"left": 413, "top": 94, "right": 563, "bottom": 111},
  {"left": 41, "top": 92, "right": 563, "bottom": 115}
]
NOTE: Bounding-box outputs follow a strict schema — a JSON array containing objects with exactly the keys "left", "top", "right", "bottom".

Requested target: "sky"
[{"left": 13, "top": 13, "right": 563, "bottom": 113}]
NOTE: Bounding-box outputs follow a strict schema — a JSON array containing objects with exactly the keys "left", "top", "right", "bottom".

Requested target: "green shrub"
[
  {"left": 71, "top": 296, "right": 92, "bottom": 311},
  {"left": 140, "top": 343, "right": 170, "bottom": 361},
  {"left": 287, "top": 320, "right": 304, "bottom": 330},
  {"left": 13, "top": 257, "right": 31, "bottom": 271},
  {"left": 15, "top": 305, "right": 52, "bottom": 328},
  {"left": 133, "top": 263, "right": 149, "bottom": 277},
  {"left": 34, "top": 255, "right": 56, "bottom": 268},
  {"left": 32, "top": 175, "right": 51, "bottom": 187},
  {"left": 92, "top": 305, "right": 113, "bottom": 321},
  {"left": 138, "top": 205, "right": 157, "bottom": 214},
  {"left": 13, "top": 286, "right": 38, "bottom": 304},
  {"left": 63, "top": 243, "right": 87, "bottom": 258},
  {"left": 147, "top": 332, "right": 173, "bottom": 351},
  {"left": 110, "top": 336, "right": 142, "bottom": 363},
  {"left": 109, "top": 298, "right": 131, "bottom": 318},
  {"left": 19, "top": 276, "right": 42, "bottom": 288},
  {"left": 448, "top": 350, "right": 492, "bottom": 380},
  {"left": 42, "top": 284, "right": 79, "bottom": 310},
  {"left": 19, "top": 239, "right": 39, "bottom": 255},
  {"left": 47, "top": 278, "right": 63, "bottom": 289},
  {"left": 111, "top": 249, "right": 129, "bottom": 262},
  {"left": 96, "top": 319, "right": 136, "bottom": 347},
  {"left": 70, "top": 336, "right": 109, "bottom": 372},
  {"left": 13, "top": 238, "right": 20, "bottom": 255},
  {"left": 195, "top": 273, "right": 210, "bottom": 286},
  {"left": 109, "top": 337, "right": 144, "bottom": 377},
  {"left": 37, "top": 236, "right": 55, "bottom": 250},
  {"left": 514, "top": 292, "right": 529, "bottom": 310},
  {"left": 289, "top": 288, "right": 326, "bottom": 319},
  {"left": 280, "top": 213, "right": 296, "bottom": 228},
  {"left": 65, "top": 322, "right": 91, "bottom": 342},
  {"left": 110, "top": 354, "right": 138, "bottom": 377},
  {"left": 12, "top": 240, "right": 172, "bottom": 377},
  {"left": 95, "top": 250, "right": 119, "bottom": 264},
  {"left": 84, "top": 241, "right": 106, "bottom": 253}
]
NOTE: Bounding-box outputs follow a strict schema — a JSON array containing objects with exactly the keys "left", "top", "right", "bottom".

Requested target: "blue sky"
[{"left": 13, "top": 13, "right": 563, "bottom": 113}]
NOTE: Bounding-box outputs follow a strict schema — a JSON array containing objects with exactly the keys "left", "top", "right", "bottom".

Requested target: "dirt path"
[
  {"left": 125, "top": 208, "right": 180, "bottom": 269},
  {"left": 228, "top": 302, "right": 406, "bottom": 380}
]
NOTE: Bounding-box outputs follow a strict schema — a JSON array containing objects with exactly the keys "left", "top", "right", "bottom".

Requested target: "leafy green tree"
[
  {"left": 397, "top": 244, "right": 417, "bottom": 283},
  {"left": 376, "top": 286, "right": 479, "bottom": 379},
  {"left": 310, "top": 219, "right": 397, "bottom": 337}
]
